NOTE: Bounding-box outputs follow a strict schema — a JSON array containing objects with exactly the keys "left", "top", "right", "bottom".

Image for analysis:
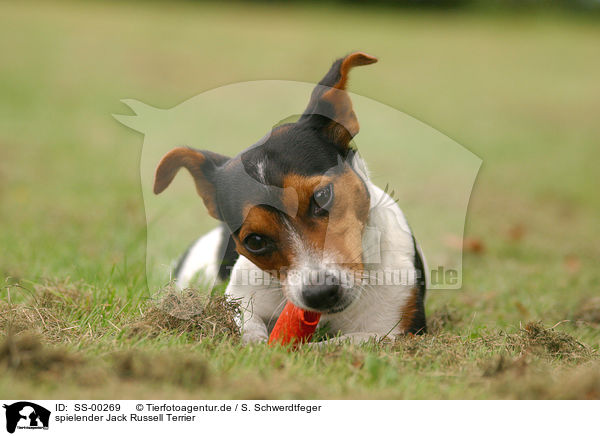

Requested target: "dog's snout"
[{"left": 302, "top": 281, "right": 342, "bottom": 311}]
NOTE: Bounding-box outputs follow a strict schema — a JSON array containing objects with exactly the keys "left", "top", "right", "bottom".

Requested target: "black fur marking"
[
  {"left": 408, "top": 235, "right": 428, "bottom": 335},
  {"left": 204, "top": 55, "right": 363, "bottom": 233},
  {"left": 213, "top": 122, "right": 350, "bottom": 234},
  {"left": 217, "top": 226, "right": 239, "bottom": 281},
  {"left": 174, "top": 225, "right": 239, "bottom": 283}
]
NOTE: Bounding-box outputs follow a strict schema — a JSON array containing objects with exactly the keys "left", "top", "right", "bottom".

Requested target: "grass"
[{"left": 1, "top": 0, "right": 599, "bottom": 399}]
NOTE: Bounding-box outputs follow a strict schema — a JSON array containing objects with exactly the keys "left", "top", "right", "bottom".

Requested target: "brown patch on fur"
[
  {"left": 282, "top": 168, "right": 369, "bottom": 270},
  {"left": 153, "top": 147, "right": 220, "bottom": 219},
  {"left": 234, "top": 166, "right": 370, "bottom": 277},
  {"left": 333, "top": 52, "right": 378, "bottom": 91},
  {"left": 321, "top": 89, "right": 359, "bottom": 146},
  {"left": 234, "top": 205, "right": 289, "bottom": 274},
  {"left": 400, "top": 288, "right": 420, "bottom": 332},
  {"left": 313, "top": 52, "right": 377, "bottom": 148}
]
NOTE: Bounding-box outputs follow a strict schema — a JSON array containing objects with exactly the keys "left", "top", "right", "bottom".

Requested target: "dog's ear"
[
  {"left": 301, "top": 52, "right": 377, "bottom": 151},
  {"left": 154, "top": 147, "right": 229, "bottom": 219}
]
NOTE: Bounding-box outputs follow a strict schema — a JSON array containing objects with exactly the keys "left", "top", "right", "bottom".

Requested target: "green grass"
[{"left": 1, "top": 0, "right": 599, "bottom": 399}]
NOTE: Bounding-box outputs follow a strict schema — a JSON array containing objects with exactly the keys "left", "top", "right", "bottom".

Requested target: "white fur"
[
  {"left": 176, "top": 158, "right": 423, "bottom": 344},
  {"left": 175, "top": 226, "right": 224, "bottom": 288},
  {"left": 226, "top": 177, "right": 421, "bottom": 344}
]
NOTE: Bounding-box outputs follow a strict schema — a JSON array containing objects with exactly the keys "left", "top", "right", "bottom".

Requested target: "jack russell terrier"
[{"left": 153, "top": 52, "right": 427, "bottom": 343}]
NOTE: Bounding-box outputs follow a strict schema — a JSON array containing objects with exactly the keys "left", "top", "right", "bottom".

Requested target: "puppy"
[{"left": 154, "top": 52, "right": 427, "bottom": 343}]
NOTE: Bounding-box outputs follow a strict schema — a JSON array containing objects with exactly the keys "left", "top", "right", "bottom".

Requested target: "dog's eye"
[
  {"left": 243, "top": 234, "right": 272, "bottom": 255},
  {"left": 312, "top": 183, "right": 334, "bottom": 217}
]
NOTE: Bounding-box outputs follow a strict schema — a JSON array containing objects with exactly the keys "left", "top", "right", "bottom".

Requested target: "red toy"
[{"left": 268, "top": 301, "right": 321, "bottom": 348}]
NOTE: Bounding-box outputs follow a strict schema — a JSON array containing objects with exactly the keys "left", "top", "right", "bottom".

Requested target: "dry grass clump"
[
  {"left": 391, "top": 320, "right": 595, "bottom": 369},
  {"left": 509, "top": 321, "right": 592, "bottom": 360},
  {"left": 1, "top": 279, "right": 240, "bottom": 345},
  {"left": 0, "top": 279, "right": 121, "bottom": 343},
  {"left": 128, "top": 287, "right": 240, "bottom": 342}
]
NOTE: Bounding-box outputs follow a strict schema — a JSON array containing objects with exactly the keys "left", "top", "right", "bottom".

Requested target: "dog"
[{"left": 153, "top": 52, "right": 427, "bottom": 344}]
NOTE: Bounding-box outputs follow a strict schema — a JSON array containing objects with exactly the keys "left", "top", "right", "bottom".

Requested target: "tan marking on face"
[
  {"left": 234, "top": 165, "right": 369, "bottom": 281},
  {"left": 282, "top": 166, "right": 370, "bottom": 272},
  {"left": 234, "top": 205, "right": 289, "bottom": 275}
]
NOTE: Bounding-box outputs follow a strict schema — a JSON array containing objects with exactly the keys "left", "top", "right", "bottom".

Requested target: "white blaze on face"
[{"left": 282, "top": 220, "right": 358, "bottom": 311}]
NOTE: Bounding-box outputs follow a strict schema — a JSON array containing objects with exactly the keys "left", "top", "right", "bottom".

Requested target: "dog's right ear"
[
  {"left": 301, "top": 52, "right": 377, "bottom": 152},
  {"left": 154, "top": 147, "right": 229, "bottom": 219}
]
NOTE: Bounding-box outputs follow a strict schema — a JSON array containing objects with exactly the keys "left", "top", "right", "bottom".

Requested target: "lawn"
[{"left": 1, "top": 0, "right": 599, "bottom": 399}]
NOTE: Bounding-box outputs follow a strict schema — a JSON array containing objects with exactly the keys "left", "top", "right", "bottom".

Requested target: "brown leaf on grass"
[
  {"left": 563, "top": 255, "right": 581, "bottom": 274},
  {"left": 515, "top": 301, "right": 530, "bottom": 318},
  {"left": 507, "top": 224, "right": 526, "bottom": 242},
  {"left": 351, "top": 356, "right": 365, "bottom": 369},
  {"left": 444, "top": 234, "right": 485, "bottom": 254}
]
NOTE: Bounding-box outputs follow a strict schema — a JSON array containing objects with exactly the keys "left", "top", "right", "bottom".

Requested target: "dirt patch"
[
  {"left": 492, "top": 363, "right": 600, "bottom": 400},
  {"left": 0, "top": 331, "right": 209, "bottom": 390},
  {"left": 444, "top": 234, "right": 485, "bottom": 254},
  {"left": 0, "top": 332, "right": 82, "bottom": 381},
  {"left": 481, "top": 354, "right": 528, "bottom": 378},
  {"left": 113, "top": 349, "right": 209, "bottom": 388}
]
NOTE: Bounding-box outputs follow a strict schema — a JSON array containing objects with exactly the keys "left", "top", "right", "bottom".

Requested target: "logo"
[
  {"left": 115, "top": 80, "right": 481, "bottom": 293},
  {"left": 3, "top": 402, "right": 50, "bottom": 434}
]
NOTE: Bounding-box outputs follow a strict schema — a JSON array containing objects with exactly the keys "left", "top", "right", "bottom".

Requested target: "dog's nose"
[{"left": 302, "top": 283, "right": 342, "bottom": 311}]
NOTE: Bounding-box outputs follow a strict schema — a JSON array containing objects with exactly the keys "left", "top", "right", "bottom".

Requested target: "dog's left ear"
[
  {"left": 153, "top": 147, "right": 229, "bottom": 219},
  {"left": 301, "top": 52, "right": 377, "bottom": 151}
]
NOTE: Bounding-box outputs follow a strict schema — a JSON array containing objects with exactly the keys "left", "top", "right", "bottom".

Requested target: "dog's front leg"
[
  {"left": 225, "top": 256, "right": 286, "bottom": 344},
  {"left": 238, "top": 308, "right": 270, "bottom": 344}
]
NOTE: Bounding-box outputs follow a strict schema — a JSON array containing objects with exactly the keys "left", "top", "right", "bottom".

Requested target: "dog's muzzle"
[{"left": 300, "top": 272, "right": 347, "bottom": 312}]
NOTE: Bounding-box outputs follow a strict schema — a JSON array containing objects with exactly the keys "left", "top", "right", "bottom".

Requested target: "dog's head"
[{"left": 154, "top": 52, "right": 377, "bottom": 313}]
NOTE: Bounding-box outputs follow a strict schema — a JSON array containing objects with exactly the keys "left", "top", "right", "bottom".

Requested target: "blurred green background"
[
  {"left": 0, "top": 0, "right": 599, "bottom": 398},
  {"left": 2, "top": 0, "right": 598, "bottom": 284}
]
